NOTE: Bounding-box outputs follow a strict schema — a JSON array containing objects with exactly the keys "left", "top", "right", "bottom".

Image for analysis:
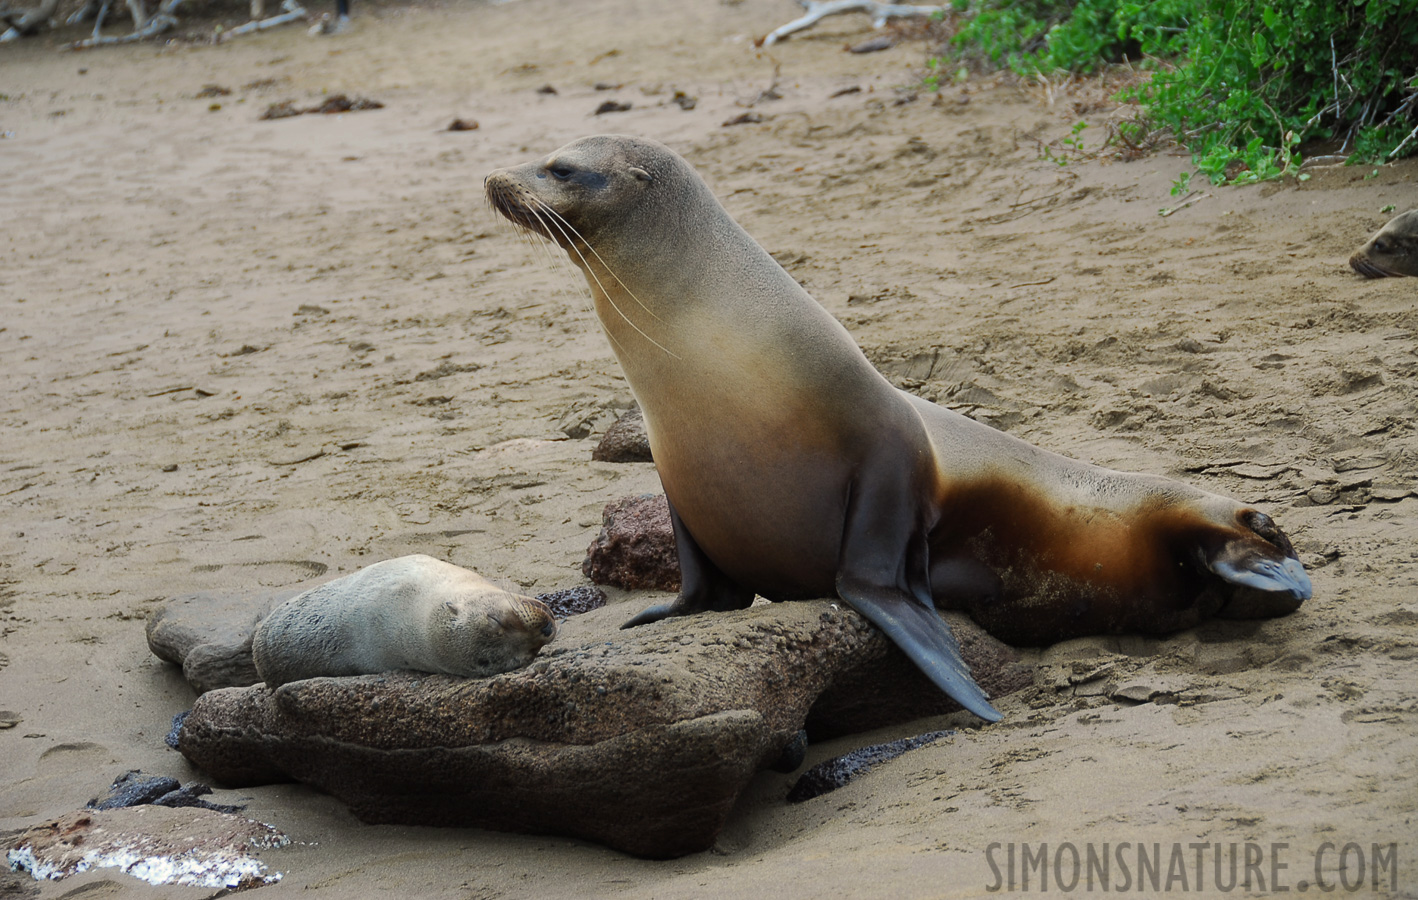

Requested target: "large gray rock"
[
  {"left": 175, "top": 600, "right": 1030, "bottom": 858},
  {"left": 146, "top": 591, "right": 297, "bottom": 694}
]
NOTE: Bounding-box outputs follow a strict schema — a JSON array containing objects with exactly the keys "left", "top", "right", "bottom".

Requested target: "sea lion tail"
[{"left": 837, "top": 576, "right": 1003, "bottom": 723}]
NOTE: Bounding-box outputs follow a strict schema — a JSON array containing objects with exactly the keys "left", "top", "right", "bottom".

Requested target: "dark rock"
[
  {"left": 260, "top": 100, "right": 302, "bottom": 120},
  {"left": 146, "top": 590, "right": 297, "bottom": 694},
  {"left": 723, "top": 112, "right": 765, "bottom": 127},
  {"left": 536, "top": 586, "right": 607, "bottom": 618},
  {"left": 88, "top": 771, "right": 180, "bottom": 810},
  {"left": 447, "top": 118, "right": 479, "bottom": 132},
  {"left": 153, "top": 783, "right": 246, "bottom": 815},
  {"left": 594, "top": 100, "right": 632, "bottom": 115},
  {"left": 261, "top": 95, "right": 382, "bottom": 121},
  {"left": 771, "top": 729, "right": 809, "bottom": 773},
  {"left": 165, "top": 710, "right": 189, "bottom": 749},
  {"left": 176, "top": 601, "right": 1028, "bottom": 858},
  {"left": 590, "top": 407, "right": 653, "bottom": 463},
  {"left": 86, "top": 770, "right": 246, "bottom": 815},
  {"left": 309, "top": 94, "right": 383, "bottom": 114},
  {"left": 787, "top": 730, "right": 953, "bottom": 802},
  {"left": 581, "top": 494, "right": 680, "bottom": 591}
]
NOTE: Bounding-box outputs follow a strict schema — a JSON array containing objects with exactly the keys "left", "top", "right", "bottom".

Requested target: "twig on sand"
[
  {"left": 760, "top": 0, "right": 943, "bottom": 46},
  {"left": 1158, "top": 191, "right": 1210, "bottom": 217}
]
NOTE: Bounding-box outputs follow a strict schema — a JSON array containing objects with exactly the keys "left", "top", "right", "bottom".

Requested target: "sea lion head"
[
  {"left": 484, "top": 135, "right": 678, "bottom": 253},
  {"left": 1350, "top": 209, "right": 1418, "bottom": 277},
  {"left": 433, "top": 589, "right": 558, "bottom": 678},
  {"left": 1190, "top": 502, "right": 1311, "bottom": 619}
]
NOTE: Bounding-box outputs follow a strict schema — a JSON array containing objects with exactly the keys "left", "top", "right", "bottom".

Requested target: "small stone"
[{"left": 591, "top": 408, "right": 653, "bottom": 462}]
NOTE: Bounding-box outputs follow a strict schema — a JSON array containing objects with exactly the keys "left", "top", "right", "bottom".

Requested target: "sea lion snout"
[{"left": 508, "top": 595, "right": 558, "bottom": 640}]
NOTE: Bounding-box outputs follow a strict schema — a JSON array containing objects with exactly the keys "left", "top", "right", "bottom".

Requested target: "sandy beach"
[{"left": 1, "top": 0, "right": 1415, "bottom": 895}]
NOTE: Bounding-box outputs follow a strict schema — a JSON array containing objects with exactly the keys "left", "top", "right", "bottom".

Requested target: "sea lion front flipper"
[
  {"left": 622, "top": 497, "right": 754, "bottom": 629},
  {"left": 836, "top": 574, "right": 1002, "bottom": 723},
  {"left": 835, "top": 460, "right": 1001, "bottom": 723}
]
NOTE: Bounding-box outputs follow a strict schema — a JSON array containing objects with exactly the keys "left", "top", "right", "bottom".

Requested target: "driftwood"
[
  {"left": 761, "top": 0, "right": 944, "bottom": 46},
  {"left": 0, "top": 0, "right": 62, "bottom": 40},
  {"left": 1, "top": 0, "right": 317, "bottom": 44},
  {"left": 223, "top": 0, "right": 304, "bottom": 37}
]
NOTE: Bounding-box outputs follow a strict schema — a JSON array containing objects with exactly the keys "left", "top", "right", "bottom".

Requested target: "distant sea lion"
[
  {"left": 252, "top": 554, "right": 557, "bottom": 689},
  {"left": 1350, "top": 209, "right": 1418, "bottom": 277},
  {"left": 485, "top": 135, "right": 1311, "bottom": 722}
]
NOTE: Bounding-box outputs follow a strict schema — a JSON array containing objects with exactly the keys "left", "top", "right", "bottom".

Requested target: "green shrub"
[{"left": 935, "top": 0, "right": 1418, "bottom": 184}]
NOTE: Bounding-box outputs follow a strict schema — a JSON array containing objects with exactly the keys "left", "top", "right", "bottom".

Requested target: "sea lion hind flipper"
[
  {"left": 1206, "top": 553, "right": 1312, "bottom": 602},
  {"left": 621, "top": 497, "right": 755, "bottom": 630},
  {"left": 836, "top": 574, "right": 1002, "bottom": 723}
]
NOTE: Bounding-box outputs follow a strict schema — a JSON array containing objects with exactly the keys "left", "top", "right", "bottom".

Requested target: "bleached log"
[{"left": 762, "top": 0, "right": 944, "bottom": 46}]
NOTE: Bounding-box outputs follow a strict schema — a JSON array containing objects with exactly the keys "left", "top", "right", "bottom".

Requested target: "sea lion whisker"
[
  {"left": 523, "top": 203, "right": 605, "bottom": 316},
  {"left": 491, "top": 188, "right": 620, "bottom": 342},
  {"left": 528, "top": 196, "right": 665, "bottom": 325},
  {"left": 527, "top": 196, "right": 678, "bottom": 359}
]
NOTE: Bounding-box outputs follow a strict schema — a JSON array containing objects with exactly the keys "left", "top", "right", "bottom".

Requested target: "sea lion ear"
[{"left": 629, "top": 167, "right": 653, "bottom": 183}]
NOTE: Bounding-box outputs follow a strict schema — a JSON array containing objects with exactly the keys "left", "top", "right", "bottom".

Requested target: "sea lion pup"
[
  {"left": 252, "top": 554, "right": 557, "bottom": 689},
  {"left": 485, "top": 135, "right": 1312, "bottom": 723},
  {"left": 1350, "top": 209, "right": 1418, "bottom": 277}
]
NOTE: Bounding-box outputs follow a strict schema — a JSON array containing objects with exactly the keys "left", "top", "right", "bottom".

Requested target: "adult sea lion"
[
  {"left": 1350, "top": 209, "right": 1418, "bottom": 277},
  {"left": 485, "top": 135, "right": 1312, "bottom": 722},
  {"left": 252, "top": 554, "right": 557, "bottom": 689}
]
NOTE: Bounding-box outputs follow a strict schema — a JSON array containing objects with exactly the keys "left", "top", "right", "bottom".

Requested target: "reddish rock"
[{"left": 581, "top": 494, "right": 680, "bottom": 591}]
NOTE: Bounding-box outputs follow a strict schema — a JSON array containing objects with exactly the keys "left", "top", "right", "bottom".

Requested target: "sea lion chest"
[{"left": 615, "top": 307, "right": 904, "bottom": 600}]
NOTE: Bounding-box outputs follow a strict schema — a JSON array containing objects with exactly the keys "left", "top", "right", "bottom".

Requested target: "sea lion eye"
[
  {"left": 548, "top": 163, "right": 575, "bottom": 181},
  {"left": 1372, "top": 239, "right": 1388, "bottom": 253}
]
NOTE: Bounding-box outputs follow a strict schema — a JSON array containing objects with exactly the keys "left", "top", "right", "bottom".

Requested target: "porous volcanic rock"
[
  {"left": 581, "top": 494, "right": 680, "bottom": 591},
  {"left": 175, "top": 601, "right": 1029, "bottom": 858}
]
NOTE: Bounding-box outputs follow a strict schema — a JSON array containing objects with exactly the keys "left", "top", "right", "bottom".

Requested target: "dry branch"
[{"left": 761, "top": 0, "right": 943, "bottom": 46}]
